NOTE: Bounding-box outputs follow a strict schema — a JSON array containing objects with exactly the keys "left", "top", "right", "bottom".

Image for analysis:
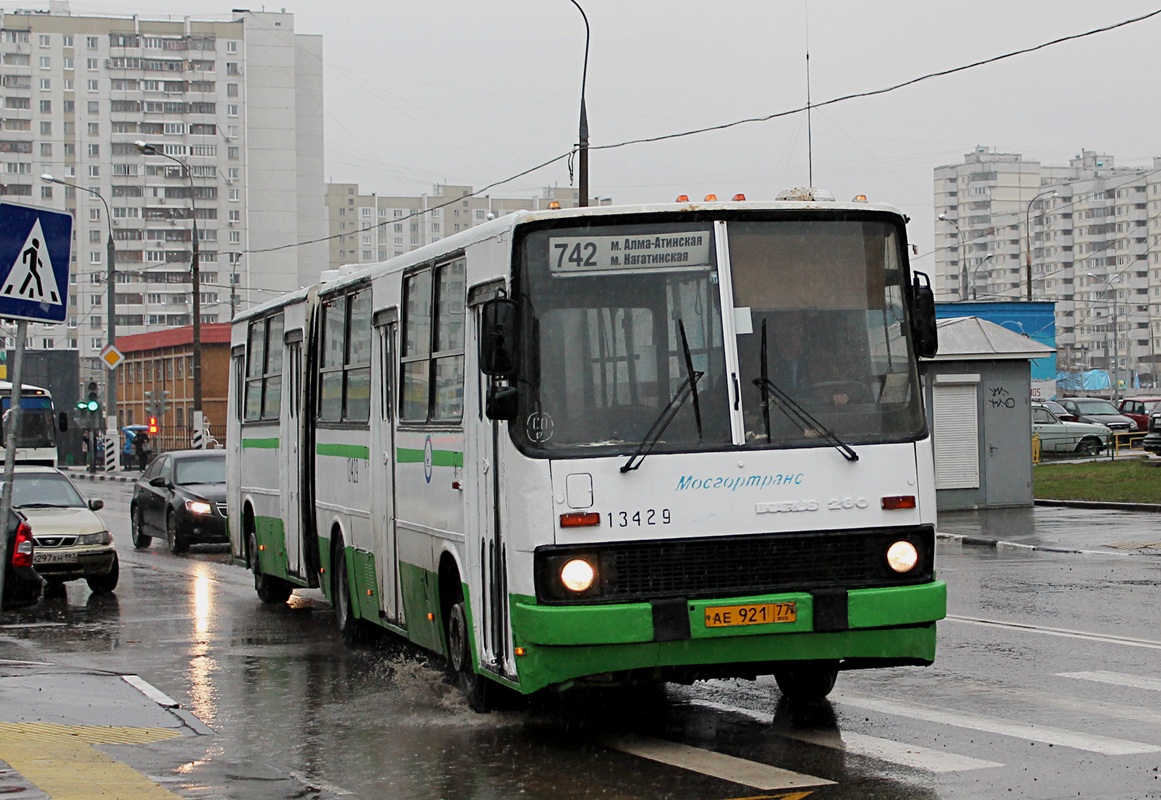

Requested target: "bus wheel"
[
  {"left": 773, "top": 660, "right": 839, "bottom": 704},
  {"left": 249, "top": 531, "right": 291, "bottom": 605},
  {"left": 333, "top": 542, "right": 368, "bottom": 647},
  {"left": 130, "top": 506, "right": 151, "bottom": 549},
  {"left": 446, "top": 596, "right": 491, "bottom": 712}
]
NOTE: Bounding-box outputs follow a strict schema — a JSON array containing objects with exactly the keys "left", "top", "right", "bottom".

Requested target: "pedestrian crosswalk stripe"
[
  {"left": 691, "top": 699, "right": 1003, "bottom": 773},
  {"left": 600, "top": 734, "right": 835, "bottom": 790},
  {"left": 1059, "top": 670, "right": 1161, "bottom": 693},
  {"left": 834, "top": 693, "right": 1161, "bottom": 755}
]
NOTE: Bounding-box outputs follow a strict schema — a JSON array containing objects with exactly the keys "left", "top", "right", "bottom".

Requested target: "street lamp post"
[
  {"left": 568, "top": 0, "right": 590, "bottom": 207},
  {"left": 1025, "top": 189, "right": 1058, "bottom": 301},
  {"left": 135, "top": 141, "right": 202, "bottom": 436},
  {"left": 937, "top": 214, "right": 966, "bottom": 299},
  {"left": 971, "top": 253, "right": 994, "bottom": 300},
  {"left": 41, "top": 174, "right": 118, "bottom": 441},
  {"left": 1088, "top": 272, "right": 1122, "bottom": 400}
]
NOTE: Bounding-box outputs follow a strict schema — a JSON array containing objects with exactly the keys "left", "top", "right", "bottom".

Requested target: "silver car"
[{"left": 1032, "top": 402, "right": 1111, "bottom": 455}]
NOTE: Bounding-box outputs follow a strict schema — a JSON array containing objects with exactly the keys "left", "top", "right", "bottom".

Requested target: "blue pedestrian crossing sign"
[{"left": 0, "top": 202, "right": 72, "bottom": 324}]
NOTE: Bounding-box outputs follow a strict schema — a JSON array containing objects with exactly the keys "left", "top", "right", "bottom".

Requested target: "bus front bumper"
[{"left": 508, "top": 581, "right": 946, "bottom": 694}]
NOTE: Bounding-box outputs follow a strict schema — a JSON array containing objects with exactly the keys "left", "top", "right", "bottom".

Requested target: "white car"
[
  {"left": 1032, "top": 402, "right": 1111, "bottom": 456},
  {"left": 2, "top": 466, "right": 118, "bottom": 594}
]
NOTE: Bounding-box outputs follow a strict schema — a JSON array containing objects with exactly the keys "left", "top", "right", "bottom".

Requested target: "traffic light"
[
  {"left": 85, "top": 381, "right": 99, "bottom": 413},
  {"left": 148, "top": 415, "right": 158, "bottom": 435}
]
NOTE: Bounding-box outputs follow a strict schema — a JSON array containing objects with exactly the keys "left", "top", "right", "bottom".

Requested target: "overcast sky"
[{"left": 66, "top": 1, "right": 1161, "bottom": 267}]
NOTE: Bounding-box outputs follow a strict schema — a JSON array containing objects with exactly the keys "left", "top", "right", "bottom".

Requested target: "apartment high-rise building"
[
  {"left": 325, "top": 183, "right": 612, "bottom": 268},
  {"left": 934, "top": 147, "right": 1159, "bottom": 386},
  {"left": 0, "top": 3, "right": 325, "bottom": 385}
]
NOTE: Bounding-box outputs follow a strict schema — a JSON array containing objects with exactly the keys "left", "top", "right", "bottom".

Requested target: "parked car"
[
  {"left": 2, "top": 508, "right": 42, "bottom": 610},
  {"left": 1032, "top": 402, "right": 1112, "bottom": 455},
  {"left": 1039, "top": 399, "right": 1077, "bottom": 422},
  {"left": 2, "top": 466, "right": 118, "bottom": 594},
  {"left": 1117, "top": 397, "right": 1161, "bottom": 431},
  {"left": 1058, "top": 397, "right": 1137, "bottom": 433},
  {"left": 1142, "top": 410, "right": 1161, "bottom": 454},
  {"left": 130, "top": 450, "right": 227, "bottom": 554}
]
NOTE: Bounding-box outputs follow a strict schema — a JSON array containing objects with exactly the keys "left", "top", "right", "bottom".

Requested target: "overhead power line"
[{"left": 241, "top": 7, "right": 1161, "bottom": 258}]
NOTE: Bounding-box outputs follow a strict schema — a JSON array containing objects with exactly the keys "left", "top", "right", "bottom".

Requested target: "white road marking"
[
  {"left": 947, "top": 615, "right": 1161, "bottom": 651},
  {"left": 1059, "top": 670, "right": 1161, "bottom": 693},
  {"left": 691, "top": 699, "right": 1002, "bottom": 773},
  {"left": 599, "top": 734, "right": 835, "bottom": 790},
  {"left": 834, "top": 693, "right": 1161, "bottom": 755}
]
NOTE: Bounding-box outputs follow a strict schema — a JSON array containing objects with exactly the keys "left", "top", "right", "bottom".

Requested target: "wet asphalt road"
[{"left": 1, "top": 478, "right": 1160, "bottom": 800}]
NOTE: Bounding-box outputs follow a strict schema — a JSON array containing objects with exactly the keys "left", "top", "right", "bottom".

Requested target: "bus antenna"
[{"left": 805, "top": 1, "right": 814, "bottom": 187}]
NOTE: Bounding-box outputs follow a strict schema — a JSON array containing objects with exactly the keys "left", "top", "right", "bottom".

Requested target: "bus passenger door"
[
  {"left": 372, "top": 319, "right": 400, "bottom": 624},
  {"left": 282, "top": 338, "right": 304, "bottom": 576},
  {"left": 467, "top": 300, "right": 509, "bottom": 678}
]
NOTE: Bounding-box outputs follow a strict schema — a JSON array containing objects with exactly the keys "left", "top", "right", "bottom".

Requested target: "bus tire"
[
  {"left": 333, "top": 540, "right": 368, "bottom": 647},
  {"left": 249, "top": 531, "right": 291, "bottom": 605},
  {"left": 773, "top": 660, "right": 839, "bottom": 704},
  {"left": 446, "top": 595, "right": 491, "bottom": 712},
  {"left": 130, "top": 506, "right": 151, "bottom": 549}
]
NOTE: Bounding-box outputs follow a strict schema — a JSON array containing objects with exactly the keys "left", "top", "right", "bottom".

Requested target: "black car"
[
  {"left": 3, "top": 508, "right": 43, "bottom": 609},
  {"left": 130, "top": 450, "right": 227, "bottom": 554}
]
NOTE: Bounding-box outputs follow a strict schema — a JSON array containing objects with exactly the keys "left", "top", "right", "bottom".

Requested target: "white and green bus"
[{"left": 227, "top": 192, "right": 946, "bottom": 709}]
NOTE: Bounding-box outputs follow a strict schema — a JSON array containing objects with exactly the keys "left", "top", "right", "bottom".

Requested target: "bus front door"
[{"left": 372, "top": 321, "right": 400, "bottom": 625}]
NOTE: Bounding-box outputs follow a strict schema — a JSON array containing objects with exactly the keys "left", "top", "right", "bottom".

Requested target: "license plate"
[
  {"left": 704, "top": 601, "right": 797, "bottom": 628},
  {"left": 33, "top": 552, "right": 77, "bottom": 565}
]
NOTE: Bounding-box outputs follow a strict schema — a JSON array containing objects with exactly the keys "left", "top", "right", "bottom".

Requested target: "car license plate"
[
  {"left": 704, "top": 601, "right": 797, "bottom": 628},
  {"left": 33, "top": 552, "right": 77, "bottom": 565}
]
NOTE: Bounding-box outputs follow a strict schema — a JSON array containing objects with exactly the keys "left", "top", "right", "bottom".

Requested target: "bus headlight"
[
  {"left": 886, "top": 540, "right": 919, "bottom": 573},
  {"left": 560, "top": 558, "right": 596, "bottom": 593}
]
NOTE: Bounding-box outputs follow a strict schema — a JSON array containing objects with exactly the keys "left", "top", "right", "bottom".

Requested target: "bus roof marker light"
[
  {"left": 704, "top": 194, "right": 718, "bottom": 202},
  {"left": 852, "top": 194, "right": 869, "bottom": 203},
  {"left": 886, "top": 540, "right": 919, "bottom": 573},
  {"left": 547, "top": 200, "right": 561, "bottom": 210},
  {"left": 732, "top": 194, "right": 746, "bottom": 201},
  {"left": 675, "top": 194, "right": 690, "bottom": 202},
  {"left": 881, "top": 495, "right": 917, "bottom": 510}
]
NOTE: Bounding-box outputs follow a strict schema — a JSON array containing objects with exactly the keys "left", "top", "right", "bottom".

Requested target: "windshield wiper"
[
  {"left": 753, "top": 319, "right": 857, "bottom": 462},
  {"left": 620, "top": 320, "right": 703, "bottom": 473},
  {"left": 752, "top": 377, "right": 859, "bottom": 462}
]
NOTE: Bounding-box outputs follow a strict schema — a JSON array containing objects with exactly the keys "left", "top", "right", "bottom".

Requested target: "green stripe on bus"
[
  {"left": 316, "top": 443, "right": 371, "bottom": 460},
  {"left": 242, "top": 437, "right": 280, "bottom": 449},
  {"left": 396, "top": 448, "right": 464, "bottom": 467}
]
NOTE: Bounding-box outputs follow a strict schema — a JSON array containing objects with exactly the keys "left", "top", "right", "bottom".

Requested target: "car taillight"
[{"left": 11, "top": 520, "right": 33, "bottom": 568}]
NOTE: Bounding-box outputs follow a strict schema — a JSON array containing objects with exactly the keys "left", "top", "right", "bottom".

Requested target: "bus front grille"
[{"left": 533, "top": 525, "right": 935, "bottom": 605}]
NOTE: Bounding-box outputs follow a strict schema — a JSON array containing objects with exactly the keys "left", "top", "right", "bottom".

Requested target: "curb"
[
  {"left": 936, "top": 530, "right": 1158, "bottom": 558},
  {"left": 1034, "top": 498, "right": 1161, "bottom": 513},
  {"left": 61, "top": 468, "right": 136, "bottom": 483}
]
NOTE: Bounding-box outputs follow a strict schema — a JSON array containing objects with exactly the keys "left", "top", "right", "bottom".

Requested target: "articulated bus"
[
  {"left": 0, "top": 381, "right": 63, "bottom": 467},
  {"left": 227, "top": 192, "right": 945, "bottom": 709}
]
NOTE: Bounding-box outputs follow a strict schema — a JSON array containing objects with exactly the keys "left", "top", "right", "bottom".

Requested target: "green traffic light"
[
  {"left": 76, "top": 400, "right": 86, "bottom": 411},
  {"left": 86, "top": 400, "right": 99, "bottom": 412}
]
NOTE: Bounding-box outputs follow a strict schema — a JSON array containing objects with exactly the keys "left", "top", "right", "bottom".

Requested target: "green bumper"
[{"left": 508, "top": 581, "right": 946, "bottom": 694}]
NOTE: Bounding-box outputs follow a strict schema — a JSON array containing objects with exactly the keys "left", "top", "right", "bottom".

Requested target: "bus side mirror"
[
  {"left": 911, "top": 272, "right": 938, "bottom": 359},
  {"left": 486, "top": 385, "right": 519, "bottom": 421},
  {"left": 58, "top": 412, "right": 68, "bottom": 433},
  {"left": 480, "top": 298, "right": 519, "bottom": 378}
]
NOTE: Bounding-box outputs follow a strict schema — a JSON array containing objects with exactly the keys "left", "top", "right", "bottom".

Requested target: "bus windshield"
[
  {"left": 513, "top": 215, "right": 926, "bottom": 455},
  {"left": 0, "top": 396, "right": 56, "bottom": 449}
]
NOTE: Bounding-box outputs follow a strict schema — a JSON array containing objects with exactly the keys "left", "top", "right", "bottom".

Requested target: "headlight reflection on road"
[{"left": 188, "top": 566, "right": 219, "bottom": 725}]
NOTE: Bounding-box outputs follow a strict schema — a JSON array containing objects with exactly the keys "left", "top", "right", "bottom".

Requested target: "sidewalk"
[{"left": 937, "top": 502, "right": 1161, "bottom": 556}]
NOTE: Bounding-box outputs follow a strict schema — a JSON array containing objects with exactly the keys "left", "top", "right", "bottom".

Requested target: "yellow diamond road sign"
[{"left": 100, "top": 343, "right": 124, "bottom": 370}]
